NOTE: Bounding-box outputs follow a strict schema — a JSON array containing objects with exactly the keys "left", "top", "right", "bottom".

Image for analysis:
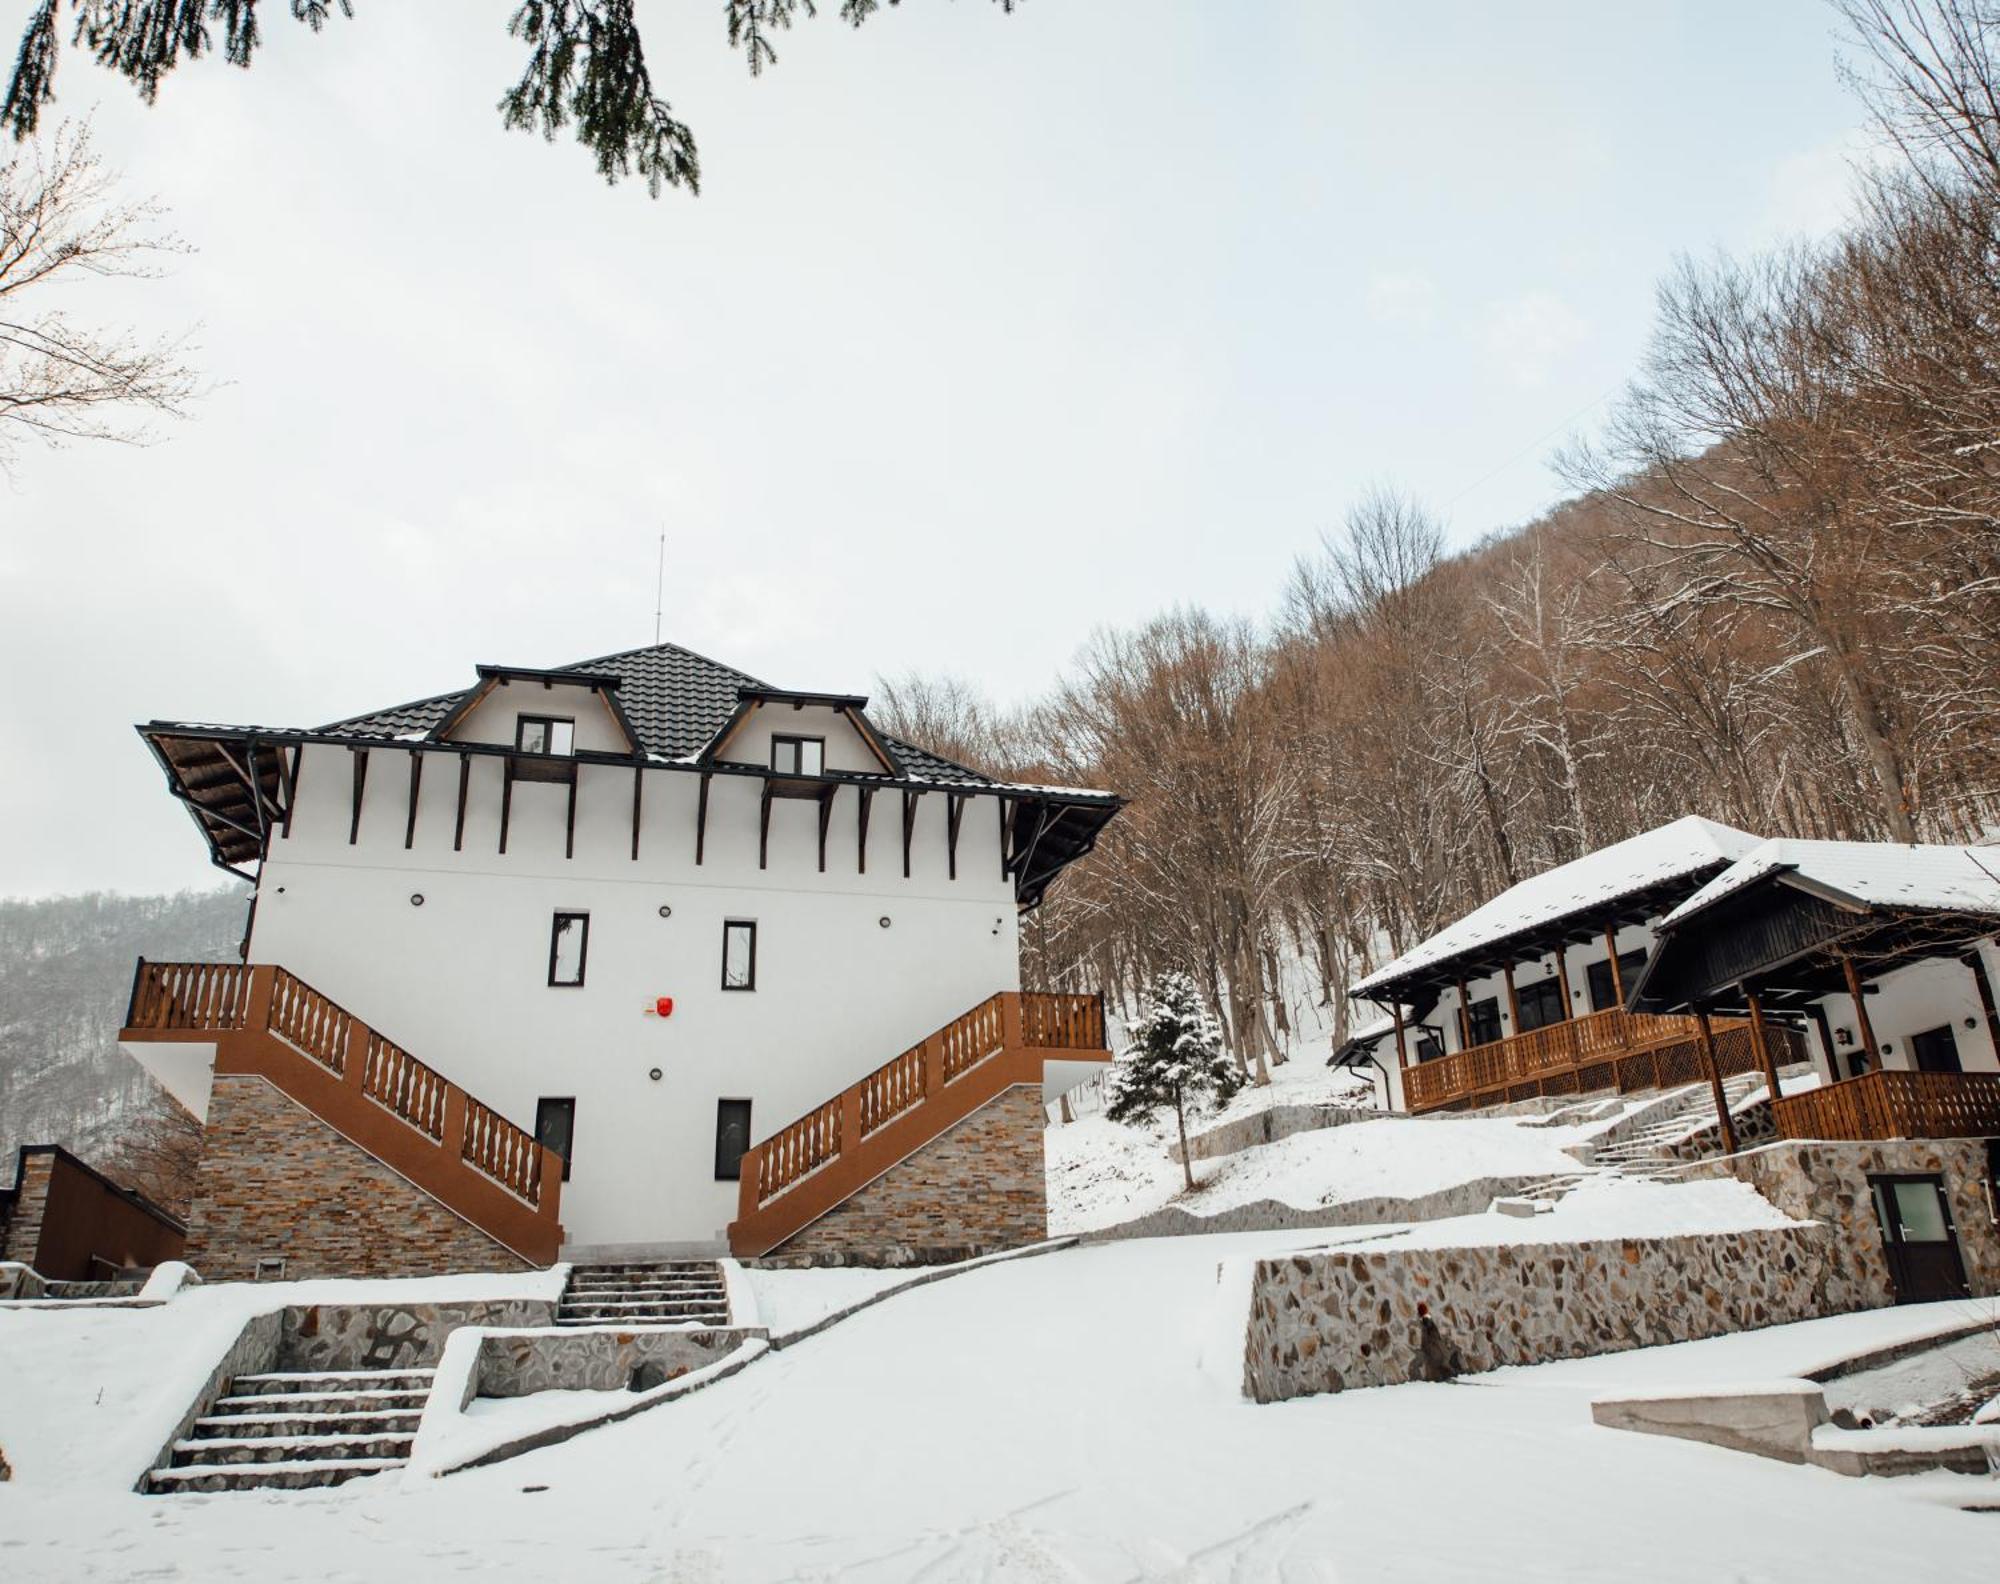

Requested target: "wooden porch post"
[
  {"left": 1744, "top": 986, "right": 1781, "bottom": 1102},
  {"left": 1839, "top": 951, "right": 1880, "bottom": 1067},
  {"left": 1965, "top": 948, "right": 2000, "bottom": 1067},
  {"left": 1455, "top": 977, "right": 1472, "bottom": 1050},
  {"left": 1694, "top": 1006, "right": 1738, "bottom": 1156},
  {"left": 1502, "top": 962, "right": 1522, "bottom": 1035},
  {"left": 1554, "top": 947, "right": 1574, "bottom": 1021},
  {"left": 1604, "top": 925, "right": 1625, "bottom": 1004},
  {"left": 1391, "top": 1002, "right": 1409, "bottom": 1070}
]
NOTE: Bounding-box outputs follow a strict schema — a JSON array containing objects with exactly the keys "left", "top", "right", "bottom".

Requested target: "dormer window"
[
  {"left": 771, "top": 735, "right": 824, "bottom": 777},
  {"left": 517, "top": 715, "right": 575, "bottom": 757}
]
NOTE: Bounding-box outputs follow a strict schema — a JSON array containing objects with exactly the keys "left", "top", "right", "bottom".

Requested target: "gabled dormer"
[
  {"left": 697, "top": 688, "right": 905, "bottom": 786},
  {"left": 430, "top": 665, "right": 643, "bottom": 776}
]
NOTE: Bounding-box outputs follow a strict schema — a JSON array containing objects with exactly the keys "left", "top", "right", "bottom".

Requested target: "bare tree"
[{"left": 1, "top": 120, "right": 197, "bottom": 466}]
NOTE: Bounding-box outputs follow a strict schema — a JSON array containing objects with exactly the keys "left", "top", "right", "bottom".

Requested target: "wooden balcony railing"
[
  {"left": 1774, "top": 1068, "right": 2000, "bottom": 1142},
  {"left": 730, "top": 989, "right": 1108, "bottom": 1258},
  {"left": 122, "top": 959, "right": 563, "bottom": 1265},
  {"left": 1401, "top": 1006, "right": 1785, "bottom": 1114}
]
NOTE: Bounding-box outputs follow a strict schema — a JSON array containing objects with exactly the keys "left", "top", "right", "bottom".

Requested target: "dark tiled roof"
[{"left": 318, "top": 640, "right": 994, "bottom": 788}]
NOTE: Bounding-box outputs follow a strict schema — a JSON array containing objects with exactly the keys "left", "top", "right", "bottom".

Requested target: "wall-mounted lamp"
[
  {"left": 1966, "top": 1017, "right": 1979, "bottom": 1030},
  {"left": 1835, "top": 1027, "right": 1854, "bottom": 1046},
  {"left": 658, "top": 904, "right": 673, "bottom": 919},
  {"left": 879, "top": 916, "right": 892, "bottom": 929},
  {"left": 409, "top": 893, "right": 425, "bottom": 908},
  {"left": 648, "top": 1067, "right": 663, "bottom": 1082}
]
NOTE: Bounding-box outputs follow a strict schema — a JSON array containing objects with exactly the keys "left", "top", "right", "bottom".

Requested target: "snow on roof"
[
  {"left": 1663, "top": 838, "right": 2000, "bottom": 926},
  {"left": 1352, "top": 815, "right": 1763, "bottom": 998}
]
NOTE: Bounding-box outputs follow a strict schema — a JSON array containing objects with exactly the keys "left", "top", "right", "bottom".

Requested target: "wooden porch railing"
[
  {"left": 1401, "top": 1006, "right": 1783, "bottom": 1114},
  {"left": 731, "top": 989, "right": 1108, "bottom": 1258},
  {"left": 1773, "top": 1068, "right": 2000, "bottom": 1142},
  {"left": 122, "top": 959, "right": 563, "bottom": 1265}
]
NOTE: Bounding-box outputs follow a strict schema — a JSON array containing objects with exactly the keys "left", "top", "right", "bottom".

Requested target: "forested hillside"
[
  {"left": 0, "top": 889, "right": 247, "bottom": 1193},
  {"left": 879, "top": 1, "right": 2000, "bottom": 1074}
]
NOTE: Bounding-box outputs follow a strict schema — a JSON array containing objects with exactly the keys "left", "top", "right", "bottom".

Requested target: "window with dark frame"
[
  {"left": 715, "top": 1099, "right": 753, "bottom": 1181},
  {"left": 517, "top": 715, "right": 576, "bottom": 756},
  {"left": 770, "top": 735, "right": 824, "bottom": 777},
  {"left": 548, "top": 911, "right": 589, "bottom": 987},
  {"left": 535, "top": 1097, "right": 576, "bottom": 1181},
  {"left": 1516, "top": 977, "right": 1566, "bottom": 1033},
  {"left": 1465, "top": 997, "right": 1502, "bottom": 1048},
  {"left": 722, "top": 920, "right": 757, "bottom": 991},
  {"left": 1911, "top": 1024, "right": 1964, "bottom": 1074},
  {"left": 1586, "top": 950, "right": 1650, "bottom": 1013}
]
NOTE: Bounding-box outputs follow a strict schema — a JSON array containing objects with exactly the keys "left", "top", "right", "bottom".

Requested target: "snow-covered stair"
[
  {"left": 146, "top": 1369, "right": 434, "bottom": 1493},
  {"left": 555, "top": 1262, "right": 730, "bottom": 1327}
]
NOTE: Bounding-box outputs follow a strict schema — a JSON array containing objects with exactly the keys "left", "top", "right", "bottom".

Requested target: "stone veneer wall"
[
  {"left": 1081, "top": 1175, "right": 1531, "bottom": 1245},
  {"left": 279, "top": 1298, "right": 557, "bottom": 1371},
  {"left": 134, "top": 1310, "right": 282, "bottom": 1491},
  {"left": 1180, "top": 1105, "right": 1380, "bottom": 1164},
  {"left": 472, "top": 1328, "right": 743, "bottom": 1398},
  {"left": 1676, "top": 1138, "right": 2000, "bottom": 1302},
  {"left": 770, "top": 1084, "right": 1045, "bottom": 1264},
  {"left": 1242, "top": 1226, "right": 1836, "bottom": 1404},
  {"left": 183, "top": 1075, "right": 531, "bottom": 1281},
  {"left": 0, "top": 1153, "right": 53, "bottom": 1266}
]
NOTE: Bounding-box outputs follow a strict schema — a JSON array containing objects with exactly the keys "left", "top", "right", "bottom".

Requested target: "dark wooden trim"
[
  {"left": 1840, "top": 950, "right": 1880, "bottom": 1061},
  {"left": 564, "top": 770, "right": 579, "bottom": 860},
  {"left": 902, "top": 789, "right": 920, "bottom": 879},
  {"left": 816, "top": 784, "right": 835, "bottom": 873},
  {"left": 758, "top": 780, "right": 774, "bottom": 870},
  {"left": 1745, "top": 986, "right": 1780, "bottom": 1100},
  {"left": 454, "top": 751, "right": 471, "bottom": 852},
  {"left": 404, "top": 749, "right": 423, "bottom": 850},
  {"left": 721, "top": 919, "right": 758, "bottom": 992},
  {"left": 770, "top": 733, "right": 827, "bottom": 777},
  {"left": 499, "top": 758, "right": 515, "bottom": 855},
  {"left": 696, "top": 771, "right": 711, "bottom": 866},
  {"left": 946, "top": 793, "right": 966, "bottom": 881},
  {"left": 1392, "top": 1002, "right": 1409, "bottom": 1069},
  {"left": 630, "top": 764, "right": 644, "bottom": 861},
  {"left": 281, "top": 744, "right": 302, "bottom": 838},
  {"left": 1554, "top": 948, "right": 1573, "bottom": 1019},
  {"left": 1808, "top": 1002, "right": 1841, "bottom": 1078},
  {"left": 348, "top": 749, "right": 369, "bottom": 846},
  {"left": 1694, "top": 1006, "right": 1738, "bottom": 1154},
  {"left": 515, "top": 713, "right": 577, "bottom": 756},
  {"left": 547, "top": 911, "right": 589, "bottom": 987},
  {"left": 1502, "top": 961, "right": 1521, "bottom": 1034},
  {"left": 1455, "top": 977, "right": 1472, "bottom": 1050},
  {"left": 856, "top": 785, "right": 874, "bottom": 874}
]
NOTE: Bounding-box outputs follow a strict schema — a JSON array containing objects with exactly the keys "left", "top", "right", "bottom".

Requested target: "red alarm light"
[{"left": 656, "top": 996, "right": 674, "bottom": 1018}]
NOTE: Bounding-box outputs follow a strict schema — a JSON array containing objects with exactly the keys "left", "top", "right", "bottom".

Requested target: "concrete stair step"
[
  {"left": 148, "top": 1457, "right": 403, "bottom": 1493},
  {"left": 556, "top": 1308, "right": 730, "bottom": 1324},
  {"left": 553, "top": 1314, "right": 729, "bottom": 1329},
  {"left": 172, "top": 1432, "right": 415, "bottom": 1466},
  {"left": 233, "top": 1369, "right": 433, "bottom": 1393},
  {"left": 216, "top": 1389, "right": 432, "bottom": 1411},
  {"left": 563, "top": 1285, "right": 725, "bottom": 1299},
  {"left": 192, "top": 1409, "right": 423, "bottom": 1439}
]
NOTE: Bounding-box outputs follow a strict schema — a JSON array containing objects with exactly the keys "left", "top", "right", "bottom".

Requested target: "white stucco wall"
[
  {"left": 247, "top": 742, "right": 1022, "bottom": 1249},
  {"left": 1806, "top": 942, "right": 2000, "bottom": 1078},
  {"left": 715, "top": 702, "right": 891, "bottom": 776}
]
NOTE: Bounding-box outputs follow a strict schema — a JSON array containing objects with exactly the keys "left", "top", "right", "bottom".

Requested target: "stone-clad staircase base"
[
  {"left": 556, "top": 1262, "right": 730, "bottom": 1327},
  {"left": 146, "top": 1369, "right": 434, "bottom": 1493}
]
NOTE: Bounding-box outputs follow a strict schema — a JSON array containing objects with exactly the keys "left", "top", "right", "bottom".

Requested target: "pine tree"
[{"left": 1104, "top": 971, "right": 1241, "bottom": 1192}]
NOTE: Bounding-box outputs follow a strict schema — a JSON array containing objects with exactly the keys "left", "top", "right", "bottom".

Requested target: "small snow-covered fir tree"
[{"left": 1105, "top": 971, "right": 1242, "bottom": 1191}]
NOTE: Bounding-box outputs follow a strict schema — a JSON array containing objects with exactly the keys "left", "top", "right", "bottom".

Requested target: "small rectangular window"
[
  {"left": 715, "top": 1099, "right": 752, "bottom": 1181},
  {"left": 536, "top": 1097, "right": 576, "bottom": 1182},
  {"left": 1466, "top": 997, "right": 1502, "bottom": 1048},
  {"left": 517, "top": 715, "right": 576, "bottom": 756},
  {"left": 549, "top": 911, "right": 589, "bottom": 987},
  {"left": 722, "top": 919, "right": 757, "bottom": 991},
  {"left": 770, "top": 735, "right": 824, "bottom": 777}
]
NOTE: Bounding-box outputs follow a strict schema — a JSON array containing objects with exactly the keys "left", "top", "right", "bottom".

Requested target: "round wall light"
[
  {"left": 410, "top": 893, "right": 425, "bottom": 907},
  {"left": 648, "top": 1067, "right": 663, "bottom": 1082},
  {"left": 658, "top": 904, "right": 673, "bottom": 919},
  {"left": 879, "top": 916, "right": 892, "bottom": 929}
]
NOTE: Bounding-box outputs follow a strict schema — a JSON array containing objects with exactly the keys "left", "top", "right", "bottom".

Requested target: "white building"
[{"left": 124, "top": 641, "right": 1119, "bottom": 1266}]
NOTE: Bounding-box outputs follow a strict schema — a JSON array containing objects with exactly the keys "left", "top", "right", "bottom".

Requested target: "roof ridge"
[{"left": 558, "top": 638, "right": 770, "bottom": 691}]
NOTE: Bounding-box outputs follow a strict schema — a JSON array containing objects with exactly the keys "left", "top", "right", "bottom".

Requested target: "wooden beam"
[
  {"left": 1966, "top": 949, "right": 2000, "bottom": 1069},
  {"left": 696, "top": 771, "right": 711, "bottom": 866},
  {"left": 946, "top": 793, "right": 965, "bottom": 881},
  {"left": 758, "top": 779, "right": 774, "bottom": 870},
  {"left": 498, "top": 759, "right": 514, "bottom": 855},
  {"left": 1807, "top": 1002, "right": 1841, "bottom": 1081},
  {"left": 564, "top": 768, "right": 579, "bottom": 860},
  {"left": 1693, "top": 1006, "right": 1738, "bottom": 1155},
  {"left": 1554, "top": 947, "right": 1573, "bottom": 1022},
  {"left": 999, "top": 797, "right": 1013, "bottom": 880},
  {"left": 1839, "top": 950, "right": 1880, "bottom": 1064},
  {"left": 453, "top": 752, "right": 470, "bottom": 852},
  {"left": 281, "top": 744, "right": 302, "bottom": 838},
  {"left": 1744, "top": 985, "right": 1780, "bottom": 1102},
  {"left": 1392, "top": 1002, "right": 1410, "bottom": 1070},
  {"left": 817, "top": 784, "right": 835, "bottom": 873},
  {"left": 1604, "top": 925, "right": 1625, "bottom": 1004},
  {"left": 1502, "top": 961, "right": 1521, "bottom": 1035},
  {"left": 348, "top": 749, "right": 369, "bottom": 846},
  {"left": 1455, "top": 977, "right": 1472, "bottom": 1050},
  {"left": 630, "top": 764, "right": 643, "bottom": 861},
  {"left": 404, "top": 749, "right": 423, "bottom": 850},
  {"left": 856, "top": 785, "right": 874, "bottom": 874},
  {"left": 902, "top": 789, "right": 920, "bottom": 879}
]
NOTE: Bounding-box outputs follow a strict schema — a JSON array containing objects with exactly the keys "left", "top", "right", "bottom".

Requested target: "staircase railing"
[
  {"left": 731, "top": 989, "right": 1107, "bottom": 1257},
  {"left": 123, "top": 959, "right": 563, "bottom": 1265}
]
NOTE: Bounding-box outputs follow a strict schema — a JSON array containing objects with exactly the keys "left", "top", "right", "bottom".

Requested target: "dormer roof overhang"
[
  {"left": 695, "top": 686, "right": 905, "bottom": 778},
  {"left": 426, "top": 664, "right": 642, "bottom": 757}
]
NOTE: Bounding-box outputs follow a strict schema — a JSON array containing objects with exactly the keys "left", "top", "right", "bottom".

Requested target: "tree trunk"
[{"left": 1175, "top": 1088, "right": 1195, "bottom": 1192}]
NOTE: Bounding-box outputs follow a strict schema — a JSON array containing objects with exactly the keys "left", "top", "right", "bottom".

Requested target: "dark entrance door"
[
  {"left": 1910, "top": 1024, "right": 1963, "bottom": 1074},
  {"left": 1869, "top": 1174, "right": 1971, "bottom": 1303}
]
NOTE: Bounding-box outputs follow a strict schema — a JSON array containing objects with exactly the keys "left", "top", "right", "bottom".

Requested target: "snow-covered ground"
[{"left": 2, "top": 1233, "right": 1993, "bottom": 1581}]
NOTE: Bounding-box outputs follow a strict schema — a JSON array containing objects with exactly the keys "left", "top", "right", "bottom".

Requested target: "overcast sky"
[{"left": 2, "top": 1, "right": 1880, "bottom": 898}]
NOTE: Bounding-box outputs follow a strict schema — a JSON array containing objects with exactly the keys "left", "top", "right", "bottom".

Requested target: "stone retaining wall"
[
  {"left": 279, "top": 1298, "right": 557, "bottom": 1371},
  {"left": 135, "top": 1310, "right": 282, "bottom": 1491},
  {"left": 1242, "top": 1225, "right": 1836, "bottom": 1403},
  {"left": 1082, "top": 1175, "right": 1529, "bottom": 1245},
  {"left": 184, "top": 1075, "right": 532, "bottom": 1281},
  {"left": 471, "top": 1327, "right": 743, "bottom": 1398},
  {"left": 1178, "top": 1104, "right": 1379, "bottom": 1164}
]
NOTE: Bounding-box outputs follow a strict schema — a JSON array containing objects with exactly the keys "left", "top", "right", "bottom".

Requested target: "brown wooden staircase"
[
  {"left": 728, "top": 990, "right": 1110, "bottom": 1258},
  {"left": 121, "top": 961, "right": 564, "bottom": 1265}
]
